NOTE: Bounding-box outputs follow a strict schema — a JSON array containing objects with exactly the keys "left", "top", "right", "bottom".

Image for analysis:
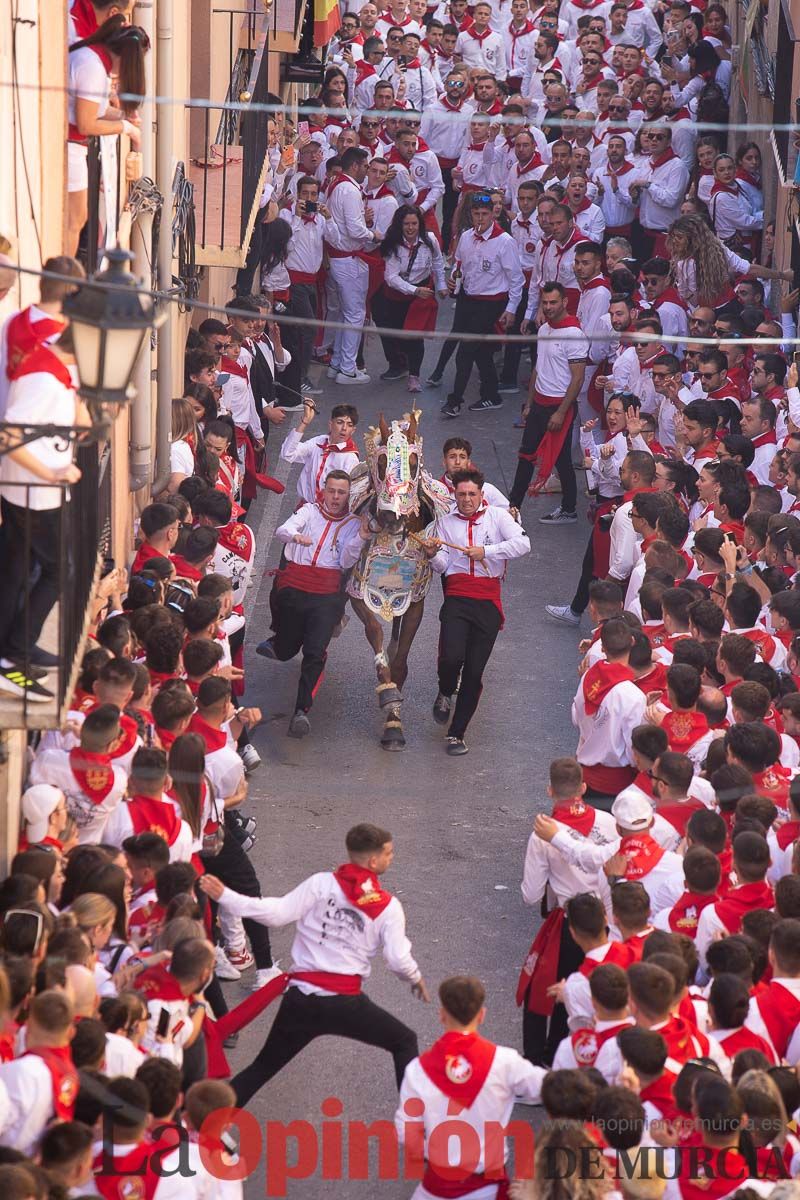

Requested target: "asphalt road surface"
[{"left": 223, "top": 308, "right": 583, "bottom": 1198}]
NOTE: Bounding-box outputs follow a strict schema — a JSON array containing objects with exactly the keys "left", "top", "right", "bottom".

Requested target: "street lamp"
[{"left": 64, "top": 246, "right": 165, "bottom": 438}]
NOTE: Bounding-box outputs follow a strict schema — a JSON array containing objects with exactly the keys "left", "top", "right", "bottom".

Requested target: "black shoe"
[
  {"left": 468, "top": 397, "right": 503, "bottom": 412},
  {"left": 433, "top": 693, "right": 451, "bottom": 725},
  {"left": 5, "top": 657, "right": 49, "bottom": 681},
  {"left": 288, "top": 710, "right": 311, "bottom": 738},
  {"left": 239, "top": 833, "right": 257, "bottom": 853},
  {"left": 26, "top": 645, "right": 59, "bottom": 669},
  {"left": 380, "top": 367, "right": 409, "bottom": 381},
  {"left": 0, "top": 665, "right": 53, "bottom": 702},
  {"left": 445, "top": 735, "right": 469, "bottom": 756},
  {"left": 441, "top": 396, "right": 462, "bottom": 418},
  {"left": 223, "top": 1031, "right": 239, "bottom": 1049},
  {"left": 426, "top": 373, "right": 443, "bottom": 386},
  {"left": 256, "top": 638, "right": 278, "bottom": 660}
]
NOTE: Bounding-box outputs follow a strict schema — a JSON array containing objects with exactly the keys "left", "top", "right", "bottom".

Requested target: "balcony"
[
  {"left": 0, "top": 442, "right": 110, "bottom": 731},
  {"left": 187, "top": 8, "right": 278, "bottom": 269}
]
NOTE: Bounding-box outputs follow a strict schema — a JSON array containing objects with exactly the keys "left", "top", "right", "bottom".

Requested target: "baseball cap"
[
  {"left": 611, "top": 787, "right": 654, "bottom": 831},
  {"left": 21, "top": 784, "right": 64, "bottom": 844}
]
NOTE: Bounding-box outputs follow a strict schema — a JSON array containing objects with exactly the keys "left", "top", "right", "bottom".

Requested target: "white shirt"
[
  {"left": 0, "top": 1056, "right": 46, "bottom": 1155},
  {"left": 572, "top": 673, "right": 646, "bottom": 770},
  {"left": 745, "top": 978, "right": 800, "bottom": 1065},
  {"left": 279, "top": 429, "right": 361, "bottom": 504},
  {"left": 429, "top": 506, "right": 530, "bottom": 578},
  {"left": 455, "top": 27, "right": 508, "bottom": 77},
  {"left": 160, "top": 1138, "right": 243, "bottom": 1200},
  {"left": 404, "top": 147, "right": 445, "bottom": 210},
  {"left": 276, "top": 503, "right": 364, "bottom": 572},
  {"left": 709, "top": 184, "right": 762, "bottom": 242},
  {"left": 30, "top": 747, "right": 126, "bottom": 843},
  {"left": 637, "top": 152, "right": 690, "bottom": 231},
  {"left": 170, "top": 438, "right": 195, "bottom": 477},
  {"left": 384, "top": 238, "right": 447, "bottom": 295},
  {"left": 68, "top": 45, "right": 111, "bottom": 126},
  {"left": 534, "top": 319, "right": 590, "bottom": 398},
  {"left": 217, "top": 872, "right": 422, "bottom": 995},
  {"left": 0, "top": 366, "right": 78, "bottom": 510},
  {"left": 608, "top": 499, "right": 640, "bottom": 582},
  {"left": 102, "top": 797, "right": 194, "bottom": 863},
  {"left": 522, "top": 807, "right": 619, "bottom": 908},
  {"left": 454, "top": 225, "right": 524, "bottom": 316},
  {"left": 396, "top": 1045, "right": 544, "bottom": 1195},
  {"left": 573, "top": 202, "right": 607, "bottom": 242},
  {"left": 592, "top": 162, "right": 637, "bottom": 229},
  {"left": 419, "top": 97, "right": 473, "bottom": 163},
  {"left": 104, "top": 1031, "right": 146, "bottom": 1078},
  {"left": 328, "top": 172, "right": 375, "bottom": 252}
]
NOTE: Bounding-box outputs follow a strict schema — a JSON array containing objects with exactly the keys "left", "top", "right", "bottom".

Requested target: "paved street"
[{"left": 226, "top": 311, "right": 584, "bottom": 1198}]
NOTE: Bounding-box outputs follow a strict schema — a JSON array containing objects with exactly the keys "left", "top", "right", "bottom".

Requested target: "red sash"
[
  {"left": 516, "top": 906, "right": 564, "bottom": 1014},
  {"left": 277, "top": 561, "right": 342, "bottom": 595},
  {"left": 755, "top": 981, "right": 800, "bottom": 1060},
  {"left": 418, "top": 1031, "right": 497, "bottom": 1108},
  {"left": 582, "top": 661, "right": 634, "bottom": 716},
  {"left": 656, "top": 798, "right": 705, "bottom": 839},
  {"left": 127, "top": 795, "right": 182, "bottom": 847},
  {"left": 68, "top": 748, "right": 115, "bottom": 803},
  {"left": 443, "top": 574, "right": 504, "bottom": 623},
  {"left": 716, "top": 1025, "right": 775, "bottom": 1064},
  {"left": 187, "top": 713, "right": 228, "bottom": 753},
  {"left": 92, "top": 1140, "right": 163, "bottom": 1200},
  {"left": 668, "top": 890, "right": 717, "bottom": 937},
  {"left": 715, "top": 880, "right": 774, "bottom": 934},
  {"left": 24, "top": 1045, "right": 78, "bottom": 1119},
  {"left": 661, "top": 710, "right": 709, "bottom": 753},
  {"left": 333, "top": 863, "right": 393, "bottom": 919},
  {"left": 619, "top": 834, "right": 666, "bottom": 879},
  {"left": 571, "top": 1021, "right": 631, "bottom": 1068},
  {"left": 552, "top": 798, "right": 596, "bottom": 837}
]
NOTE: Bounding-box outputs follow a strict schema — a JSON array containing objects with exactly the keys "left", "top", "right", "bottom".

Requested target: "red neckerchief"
[
  {"left": 750, "top": 430, "right": 777, "bottom": 448},
  {"left": 12, "top": 344, "right": 72, "bottom": 389},
  {"left": 127, "top": 794, "right": 182, "bottom": 846},
  {"left": 653, "top": 286, "right": 687, "bottom": 310},
  {"left": 650, "top": 147, "right": 677, "bottom": 169},
  {"left": 0, "top": 1020, "right": 18, "bottom": 1063},
  {"left": 354, "top": 60, "right": 376, "bottom": 87},
  {"left": 710, "top": 179, "right": 741, "bottom": 197},
  {"left": 661, "top": 709, "right": 709, "bottom": 752},
  {"left": 148, "top": 669, "right": 180, "bottom": 693},
  {"left": 187, "top": 713, "right": 228, "bottom": 753},
  {"left": 333, "top": 863, "right": 392, "bottom": 919},
  {"left": 134, "top": 961, "right": 186, "bottom": 1002},
  {"left": 516, "top": 153, "right": 544, "bottom": 176},
  {"left": 643, "top": 107, "right": 665, "bottom": 122},
  {"left": 156, "top": 726, "right": 177, "bottom": 752},
  {"left": 582, "top": 660, "right": 634, "bottom": 715},
  {"left": 639, "top": 1070, "right": 680, "bottom": 1122},
  {"left": 170, "top": 554, "right": 203, "bottom": 581},
  {"left": 552, "top": 797, "right": 596, "bottom": 837},
  {"left": 776, "top": 819, "right": 800, "bottom": 851},
  {"left": 418, "top": 1031, "right": 497, "bottom": 1108},
  {"left": 668, "top": 890, "right": 718, "bottom": 937},
  {"left": 656, "top": 797, "right": 706, "bottom": 838},
  {"left": 752, "top": 764, "right": 792, "bottom": 807},
  {"left": 624, "top": 485, "right": 659, "bottom": 503},
  {"left": 70, "top": 0, "right": 98, "bottom": 37},
  {"left": 68, "top": 747, "right": 115, "bottom": 803},
  {"left": 220, "top": 353, "right": 247, "bottom": 380},
  {"left": 363, "top": 184, "right": 394, "bottom": 201},
  {"left": 92, "top": 1140, "right": 164, "bottom": 1200},
  {"left": 580, "top": 274, "right": 611, "bottom": 293},
  {"left": 736, "top": 166, "right": 760, "bottom": 188},
  {"left": 3, "top": 309, "right": 66, "bottom": 381},
  {"left": 633, "top": 662, "right": 668, "bottom": 695},
  {"left": 439, "top": 94, "right": 465, "bottom": 112},
  {"left": 472, "top": 221, "right": 505, "bottom": 244},
  {"left": 24, "top": 1045, "right": 78, "bottom": 1120},
  {"left": 677, "top": 1148, "right": 750, "bottom": 1200},
  {"left": 508, "top": 17, "right": 535, "bottom": 36},
  {"left": 719, "top": 519, "right": 744, "bottom": 542},
  {"left": 715, "top": 880, "right": 774, "bottom": 934},
  {"left": 666, "top": 105, "right": 692, "bottom": 121},
  {"left": 619, "top": 833, "right": 666, "bottom": 879},
  {"left": 465, "top": 23, "right": 493, "bottom": 41},
  {"left": 570, "top": 197, "right": 593, "bottom": 215}
]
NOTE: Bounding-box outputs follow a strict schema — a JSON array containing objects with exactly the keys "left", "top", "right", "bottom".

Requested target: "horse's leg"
[
  {"left": 390, "top": 599, "right": 425, "bottom": 692},
  {"left": 350, "top": 597, "right": 406, "bottom": 751},
  {"left": 387, "top": 615, "right": 402, "bottom": 664}
]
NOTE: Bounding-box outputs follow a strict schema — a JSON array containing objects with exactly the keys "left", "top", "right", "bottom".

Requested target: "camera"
[
  {"left": 165, "top": 581, "right": 194, "bottom": 614},
  {"left": 305, "top": 200, "right": 317, "bottom": 214}
]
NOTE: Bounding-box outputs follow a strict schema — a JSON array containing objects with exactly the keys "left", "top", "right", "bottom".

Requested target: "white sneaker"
[
  {"left": 226, "top": 946, "right": 255, "bottom": 972},
  {"left": 326, "top": 365, "right": 340, "bottom": 379},
  {"left": 252, "top": 963, "right": 284, "bottom": 990},
  {"left": 214, "top": 945, "right": 241, "bottom": 980},
  {"left": 239, "top": 744, "right": 262, "bottom": 773},
  {"left": 545, "top": 604, "right": 581, "bottom": 625},
  {"left": 336, "top": 369, "right": 371, "bottom": 385}
]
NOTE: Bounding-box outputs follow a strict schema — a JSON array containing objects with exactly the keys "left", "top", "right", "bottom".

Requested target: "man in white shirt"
[
  {"left": 508, "top": 280, "right": 588, "bottom": 519},
  {"left": 256, "top": 472, "right": 364, "bottom": 737},
  {"left": 456, "top": 1, "right": 508, "bottom": 77},
  {"left": 199, "top": 822, "right": 429, "bottom": 1104},
  {"left": 628, "top": 126, "right": 689, "bottom": 257},
  {"left": 396, "top": 976, "right": 544, "bottom": 1197},
  {"left": 0, "top": 990, "right": 73, "bottom": 1156},
  {"left": 441, "top": 192, "right": 524, "bottom": 418},
  {"left": 133, "top": 938, "right": 214, "bottom": 1069},
  {"left": 607, "top": 449, "right": 658, "bottom": 584},
  {"left": 324, "top": 146, "right": 383, "bottom": 384},
  {"left": 280, "top": 401, "right": 360, "bottom": 504}
]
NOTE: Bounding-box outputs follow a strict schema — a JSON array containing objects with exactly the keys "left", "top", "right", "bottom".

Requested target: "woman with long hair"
[
  {"left": 692, "top": 137, "right": 719, "bottom": 205},
  {"left": 666, "top": 215, "right": 791, "bottom": 310},
  {"left": 170, "top": 733, "right": 279, "bottom": 989},
  {"left": 371, "top": 205, "right": 447, "bottom": 394},
  {"left": 259, "top": 217, "right": 292, "bottom": 305},
  {"left": 184, "top": 382, "right": 218, "bottom": 436},
  {"left": 67, "top": 15, "right": 149, "bottom": 253},
  {"left": 708, "top": 154, "right": 762, "bottom": 253},
  {"left": 155, "top": 397, "right": 199, "bottom": 498},
  {"left": 661, "top": 39, "right": 731, "bottom": 112},
  {"left": 735, "top": 143, "right": 764, "bottom": 216}
]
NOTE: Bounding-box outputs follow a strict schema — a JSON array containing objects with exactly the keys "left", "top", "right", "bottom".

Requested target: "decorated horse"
[{"left": 347, "top": 409, "right": 450, "bottom": 749}]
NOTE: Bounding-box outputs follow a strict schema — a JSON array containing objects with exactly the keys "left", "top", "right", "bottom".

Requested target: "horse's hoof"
[
  {"left": 381, "top": 720, "right": 406, "bottom": 750},
  {"left": 376, "top": 683, "right": 403, "bottom": 709}
]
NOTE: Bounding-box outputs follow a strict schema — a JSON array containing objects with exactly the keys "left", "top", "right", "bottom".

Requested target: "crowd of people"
[{"left": 3, "top": 0, "right": 800, "bottom": 1197}]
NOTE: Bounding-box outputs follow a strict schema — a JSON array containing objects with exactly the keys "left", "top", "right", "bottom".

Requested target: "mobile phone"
[
  {"left": 157, "top": 1007, "right": 171, "bottom": 1038},
  {"left": 662, "top": 54, "right": 673, "bottom": 66},
  {"left": 397, "top": 54, "right": 408, "bottom": 67},
  {"left": 215, "top": 371, "right": 231, "bottom": 387},
  {"left": 305, "top": 200, "right": 318, "bottom": 213},
  {"left": 298, "top": 120, "right": 309, "bottom": 138}
]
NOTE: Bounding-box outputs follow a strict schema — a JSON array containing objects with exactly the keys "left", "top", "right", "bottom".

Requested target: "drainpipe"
[
  {"left": 152, "top": 0, "right": 174, "bottom": 495},
  {"left": 129, "top": 0, "right": 155, "bottom": 491}
]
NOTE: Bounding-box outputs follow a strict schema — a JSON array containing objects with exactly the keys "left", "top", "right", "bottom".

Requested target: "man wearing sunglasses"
[
  {"left": 628, "top": 126, "right": 689, "bottom": 259},
  {"left": 420, "top": 72, "right": 475, "bottom": 250},
  {"left": 640, "top": 256, "right": 689, "bottom": 341}
]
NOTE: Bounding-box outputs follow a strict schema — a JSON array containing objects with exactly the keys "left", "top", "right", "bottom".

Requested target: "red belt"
[
  {"left": 422, "top": 1166, "right": 510, "bottom": 1198},
  {"left": 288, "top": 270, "right": 317, "bottom": 284},
  {"left": 273, "top": 289, "right": 290, "bottom": 302},
  {"left": 277, "top": 562, "right": 342, "bottom": 595},
  {"left": 290, "top": 970, "right": 362, "bottom": 993},
  {"left": 463, "top": 292, "right": 509, "bottom": 303},
  {"left": 605, "top": 223, "right": 632, "bottom": 236},
  {"left": 438, "top": 157, "right": 459, "bottom": 169},
  {"left": 581, "top": 762, "right": 636, "bottom": 793},
  {"left": 533, "top": 390, "right": 563, "bottom": 408}
]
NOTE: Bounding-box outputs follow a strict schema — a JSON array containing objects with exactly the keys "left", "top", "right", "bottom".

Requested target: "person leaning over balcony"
[
  {"left": 67, "top": 0, "right": 134, "bottom": 44},
  {"left": 67, "top": 16, "right": 149, "bottom": 256},
  {"left": 0, "top": 325, "right": 89, "bottom": 704}
]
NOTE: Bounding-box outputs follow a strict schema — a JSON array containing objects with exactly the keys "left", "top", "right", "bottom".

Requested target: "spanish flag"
[{"left": 314, "top": 0, "right": 340, "bottom": 45}]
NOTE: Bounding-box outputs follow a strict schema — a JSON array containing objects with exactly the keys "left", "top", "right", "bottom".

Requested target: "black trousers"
[
  {"left": 571, "top": 529, "right": 595, "bottom": 616},
  {"left": 583, "top": 784, "right": 617, "bottom": 813},
  {"left": 235, "top": 211, "right": 266, "bottom": 297},
  {"left": 0, "top": 499, "right": 61, "bottom": 659},
  {"left": 371, "top": 288, "right": 425, "bottom": 375},
  {"left": 438, "top": 595, "right": 502, "bottom": 738},
  {"left": 276, "top": 282, "right": 316, "bottom": 403},
  {"left": 202, "top": 832, "right": 273, "bottom": 969},
  {"left": 522, "top": 916, "right": 583, "bottom": 1066},
  {"left": 441, "top": 166, "right": 458, "bottom": 252},
  {"left": 273, "top": 586, "right": 345, "bottom": 712},
  {"left": 500, "top": 286, "right": 531, "bottom": 385},
  {"left": 231, "top": 986, "right": 419, "bottom": 1105},
  {"left": 452, "top": 296, "right": 507, "bottom": 405},
  {"left": 508, "top": 401, "right": 577, "bottom": 513}
]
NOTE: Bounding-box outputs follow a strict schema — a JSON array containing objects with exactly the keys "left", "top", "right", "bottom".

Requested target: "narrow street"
[{"left": 225, "top": 316, "right": 584, "bottom": 1197}]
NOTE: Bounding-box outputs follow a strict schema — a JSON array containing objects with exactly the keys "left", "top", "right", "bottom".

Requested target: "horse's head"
[{"left": 365, "top": 410, "right": 424, "bottom": 521}]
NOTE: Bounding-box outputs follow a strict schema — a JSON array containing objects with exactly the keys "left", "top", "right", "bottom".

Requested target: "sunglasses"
[
  {"left": 472, "top": 194, "right": 493, "bottom": 205},
  {"left": 698, "top": 371, "right": 718, "bottom": 380}
]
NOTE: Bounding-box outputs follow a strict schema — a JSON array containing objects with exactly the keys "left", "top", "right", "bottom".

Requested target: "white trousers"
[{"left": 329, "top": 256, "right": 369, "bottom": 374}]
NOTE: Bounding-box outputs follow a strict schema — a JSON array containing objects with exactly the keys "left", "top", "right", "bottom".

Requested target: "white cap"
[
  {"left": 611, "top": 787, "right": 654, "bottom": 831},
  {"left": 21, "top": 784, "right": 64, "bottom": 844}
]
